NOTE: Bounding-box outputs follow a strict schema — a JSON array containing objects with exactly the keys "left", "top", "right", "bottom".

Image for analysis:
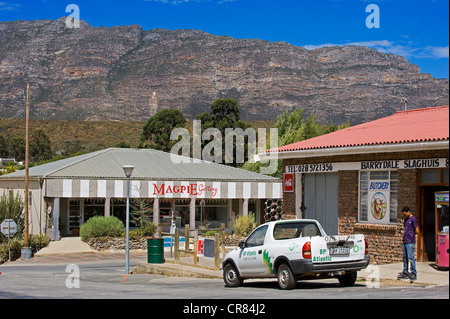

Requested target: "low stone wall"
[
  {"left": 87, "top": 237, "right": 147, "bottom": 251},
  {"left": 223, "top": 235, "right": 246, "bottom": 246},
  {"left": 339, "top": 216, "right": 404, "bottom": 264},
  {"left": 86, "top": 235, "right": 245, "bottom": 251}
]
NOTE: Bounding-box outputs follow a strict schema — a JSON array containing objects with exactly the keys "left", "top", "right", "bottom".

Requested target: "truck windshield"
[{"left": 273, "top": 222, "right": 321, "bottom": 240}]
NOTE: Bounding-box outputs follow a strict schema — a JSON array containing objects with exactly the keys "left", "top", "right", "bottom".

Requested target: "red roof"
[{"left": 274, "top": 105, "right": 449, "bottom": 153}]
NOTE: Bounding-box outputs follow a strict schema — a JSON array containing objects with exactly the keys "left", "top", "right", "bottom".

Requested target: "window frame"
[
  {"left": 358, "top": 170, "right": 398, "bottom": 224},
  {"left": 272, "top": 221, "right": 321, "bottom": 240},
  {"left": 245, "top": 225, "right": 268, "bottom": 248}
]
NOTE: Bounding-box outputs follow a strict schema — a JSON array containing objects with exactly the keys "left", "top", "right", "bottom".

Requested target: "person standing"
[{"left": 397, "top": 206, "right": 419, "bottom": 282}]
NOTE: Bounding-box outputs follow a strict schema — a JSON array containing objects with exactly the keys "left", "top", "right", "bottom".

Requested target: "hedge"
[{"left": 80, "top": 216, "right": 125, "bottom": 242}]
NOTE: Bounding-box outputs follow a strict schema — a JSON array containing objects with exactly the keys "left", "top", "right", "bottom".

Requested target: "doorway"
[
  {"left": 303, "top": 173, "right": 339, "bottom": 235},
  {"left": 68, "top": 199, "right": 82, "bottom": 236},
  {"left": 418, "top": 168, "right": 449, "bottom": 262},
  {"left": 419, "top": 185, "right": 449, "bottom": 262}
]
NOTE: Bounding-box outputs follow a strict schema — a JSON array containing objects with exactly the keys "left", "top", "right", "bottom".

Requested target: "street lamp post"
[{"left": 122, "top": 165, "right": 134, "bottom": 274}]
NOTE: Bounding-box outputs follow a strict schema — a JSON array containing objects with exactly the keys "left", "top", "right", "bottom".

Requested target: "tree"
[
  {"left": 1, "top": 130, "right": 53, "bottom": 164},
  {"left": 0, "top": 134, "right": 8, "bottom": 158},
  {"left": 130, "top": 199, "right": 153, "bottom": 228},
  {"left": 322, "top": 120, "right": 351, "bottom": 134},
  {"left": 115, "top": 141, "right": 131, "bottom": 148},
  {"left": 30, "top": 129, "right": 52, "bottom": 163},
  {"left": 275, "top": 108, "right": 306, "bottom": 146},
  {"left": 7, "top": 136, "right": 25, "bottom": 162},
  {"left": 275, "top": 109, "right": 349, "bottom": 146},
  {"left": 140, "top": 109, "right": 187, "bottom": 152},
  {"left": 209, "top": 98, "right": 241, "bottom": 131},
  {"left": 242, "top": 108, "right": 350, "bottom": 178},
  {"left": 196, "top": 98, "right": 254, "bottom": 167}
]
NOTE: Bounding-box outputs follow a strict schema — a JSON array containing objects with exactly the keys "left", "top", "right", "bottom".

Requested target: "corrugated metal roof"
[
  {"left": 1, "top": 148, "right": 279, "bottom": 182},
  {"left": 0, "top": 150, "right": 102, "bottom": 179},
  {"left": 273, "top": 105, "right": 449, "bottom": 153}
]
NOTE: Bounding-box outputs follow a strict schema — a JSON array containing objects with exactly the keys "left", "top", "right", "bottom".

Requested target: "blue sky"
[{"left": 1, "top": 0, "right": 449, "bottom": 78}]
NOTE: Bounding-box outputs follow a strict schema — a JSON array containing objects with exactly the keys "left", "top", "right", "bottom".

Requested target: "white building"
[{"left": 0, "top": 148, "right": 281, "bottom": 240}]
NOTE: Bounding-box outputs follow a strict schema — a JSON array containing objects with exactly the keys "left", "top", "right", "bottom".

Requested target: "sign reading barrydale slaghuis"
[{"left": 286, "top": 158, "right": 448, "bottom": 174}]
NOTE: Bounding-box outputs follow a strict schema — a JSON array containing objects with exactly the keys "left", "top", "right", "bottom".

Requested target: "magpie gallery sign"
[{"left": 152, "top": 182, "right": 219, "bottom": 198}]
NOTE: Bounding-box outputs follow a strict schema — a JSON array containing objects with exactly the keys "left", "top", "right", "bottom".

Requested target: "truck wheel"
[
  {"left": 223, "top": 263, "right": 243, "bottom": 287},
  {"left": 277, "top": 263, "right": 296, "bottom": 290},
  {"left": 338, "top": 271, "right": 357, "bottom": 287}
]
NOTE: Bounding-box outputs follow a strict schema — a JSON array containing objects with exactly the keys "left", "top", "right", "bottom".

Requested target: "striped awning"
[{"left": 45, "top": 179, "right": 282, "bottom": 200}]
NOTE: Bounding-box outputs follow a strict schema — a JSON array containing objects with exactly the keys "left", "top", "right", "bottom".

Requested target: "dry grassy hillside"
[{"left": 0, "top": 118, "right": 275, "bottom": 156}]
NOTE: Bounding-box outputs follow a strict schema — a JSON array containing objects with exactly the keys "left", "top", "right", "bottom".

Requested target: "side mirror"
[{"left": 238, "top": 241, "right": 246, "bottom": 249}]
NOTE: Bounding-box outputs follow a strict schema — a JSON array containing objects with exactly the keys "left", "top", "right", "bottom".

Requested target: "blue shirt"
[{"left": 403, "top": 215, "right": 418, "bottom": 244}]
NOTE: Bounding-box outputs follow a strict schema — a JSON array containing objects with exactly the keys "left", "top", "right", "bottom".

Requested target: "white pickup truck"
[{"left": 222, "top": 219, "right": 370, "bottom": 290}]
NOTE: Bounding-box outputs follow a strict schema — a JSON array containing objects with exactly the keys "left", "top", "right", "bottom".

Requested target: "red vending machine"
[{"left": 435, "top": 192, "right": 449, "bottom": 269}]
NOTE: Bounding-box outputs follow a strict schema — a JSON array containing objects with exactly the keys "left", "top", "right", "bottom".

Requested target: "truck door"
[{"left": 237, "top": 225, "right": 268, "bottom": 276}]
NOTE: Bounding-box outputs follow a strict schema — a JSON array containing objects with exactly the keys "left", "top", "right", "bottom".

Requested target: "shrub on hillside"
[{"left": 80, "top": 216, "right": 125, "bottom": 241}]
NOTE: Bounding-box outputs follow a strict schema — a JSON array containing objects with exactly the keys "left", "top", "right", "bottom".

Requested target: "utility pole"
[{"left": 24, "top": 83, "right": 30, "bottom": 248}]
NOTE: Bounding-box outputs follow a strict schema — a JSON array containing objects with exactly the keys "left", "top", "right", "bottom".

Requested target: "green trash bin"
[{"left": 147, "top": 238, "right": 165, "bottom": 264}]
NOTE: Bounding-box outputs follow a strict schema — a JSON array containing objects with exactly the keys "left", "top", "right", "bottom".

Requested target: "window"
[
  {"left": 359, "top": 171, "right": 369, "bottom": 222},
  {"left": 421, "top": 169, "right": 441, "bottom": 184},
  {"left": 421, "top": 168, "right": 449, "bottom": 184},
  {"left": 68, "top": 200, "right": 81, "bottom": 232},
  {"left": 389, "top": 171, "right": 398, "bottom": 223},
  {"left": 273, "top": 222, "right": 321, "bottom": 240},
  {"left": 245, "top": 225, "right": 268, "bottom": 247},
  {"left": 359, "top": 170, "right": 398, "bottom": 224}
]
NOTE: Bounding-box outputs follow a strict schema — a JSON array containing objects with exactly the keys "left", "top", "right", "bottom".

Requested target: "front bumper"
[{"left": 290, "top": 255, "right": 371, "bottom": 275}]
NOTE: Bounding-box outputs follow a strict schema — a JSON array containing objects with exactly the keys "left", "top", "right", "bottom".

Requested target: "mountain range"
[{"left": 0, "top": 18, "right": 448, "bottom": 125}]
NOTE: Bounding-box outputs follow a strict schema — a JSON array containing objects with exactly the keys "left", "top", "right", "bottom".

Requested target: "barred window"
[
  {"left": 389, "top": 171, "right": 398, "bottom": 223},
  {"left": 359, "top": 171, "right": 369, "bottom": 222}
]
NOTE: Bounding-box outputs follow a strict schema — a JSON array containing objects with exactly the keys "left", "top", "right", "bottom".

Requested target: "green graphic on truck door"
[{"left": 263, "top": 250, "right": 274, "bottom": 274}]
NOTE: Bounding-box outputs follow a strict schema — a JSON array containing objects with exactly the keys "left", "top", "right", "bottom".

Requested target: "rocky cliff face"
[{"left": 0, "top": 18, "right": 448, "bottom": 124}]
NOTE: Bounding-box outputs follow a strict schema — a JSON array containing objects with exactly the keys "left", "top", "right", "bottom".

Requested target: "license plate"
[{"left": 329, "top": 247, "right": 350, "bottom": 256}]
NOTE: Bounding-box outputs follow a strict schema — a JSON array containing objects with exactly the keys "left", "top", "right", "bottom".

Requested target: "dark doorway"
[{"left": 419, "top": 186, "right": 448, "bottom": 262}]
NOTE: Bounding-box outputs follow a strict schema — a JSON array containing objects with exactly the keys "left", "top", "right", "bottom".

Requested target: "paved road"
[{"left": 1, "top": 252, "right": 448, "bottom": 301}]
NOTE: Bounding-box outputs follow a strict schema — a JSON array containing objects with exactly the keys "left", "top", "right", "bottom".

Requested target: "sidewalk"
[
  {"left": 34, "top": 237, "right": 94, "bottom": 256},
  {"left": 357, "top": 262, "right": 449, "bottom": 286},
  {"left": 134, "top": 253, "right": 449, "bottom": 286}
]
